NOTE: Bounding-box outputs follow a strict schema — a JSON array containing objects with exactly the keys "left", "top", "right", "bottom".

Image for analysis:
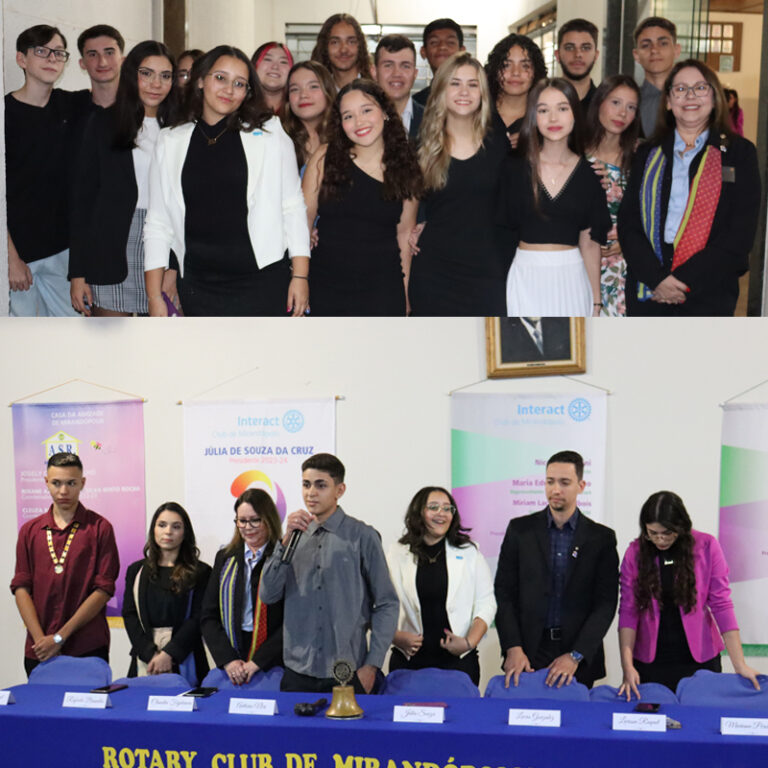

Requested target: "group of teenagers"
[
  {"left": 12, "top": 449, "right": 761, "bottom": 698},
  {"left": 5, "top": 15, "right": 761, "bottom": 319}
]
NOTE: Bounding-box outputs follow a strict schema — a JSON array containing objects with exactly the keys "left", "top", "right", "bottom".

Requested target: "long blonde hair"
[{"left": 418, "top": 52, "right": 491, "bottom": 192}]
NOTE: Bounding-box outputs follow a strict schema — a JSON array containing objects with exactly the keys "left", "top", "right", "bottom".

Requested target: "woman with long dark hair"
[
  {"left": 144, "top": 44, "right": 310, "bottom": 317},
  {"left": 200, "top": 489, "right": 284, "bottom": 686},
  {"left": 302, "top": 79, "right": 422, "bottom": 315},
  {"left": 123, "top": 502, "right": 211, "bottom": 684},
  {"left": 386, "top": 486, "right": 495, "bottom": 686},
  {"left": 500, "top": 77, "right": 611, "bottom": 316},
  {"left": 618, "top": 491, "right": 759, "bottom": 698},
  {"left": 485, "top": 33, "right": 547, "bottom": 149},
  {"left": 70, "top": 40, "right": 177, "bottom": 316},
  {"left": 408, "top": 52, "right": 512, "bottom": 316},
  {"left": 618, "top": 60, "right": 760, "bottom": 316},
  {"left": 282, "top": 60, "right": 335, "bottom": 172},
  {"left": 584, "top": 74, "right": 641, "bottom": 316}
]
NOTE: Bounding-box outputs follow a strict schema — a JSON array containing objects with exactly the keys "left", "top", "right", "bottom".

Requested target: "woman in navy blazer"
[
  {"left": 386, "top": 486, "right": 496, "bottom": 686},
  {"left": 69, "top": 40, "right": 178, "bottom": 316},
  {"left": 618, "top": 491, "right": 759, "bottom": 698}
]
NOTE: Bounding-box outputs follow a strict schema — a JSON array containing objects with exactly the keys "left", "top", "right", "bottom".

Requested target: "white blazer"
[
  {"left": 143, "top": 116, "right": 310, "bottom": 275},
  {"left": 386, "top": 540, "right": 496, "bottom": 640}
]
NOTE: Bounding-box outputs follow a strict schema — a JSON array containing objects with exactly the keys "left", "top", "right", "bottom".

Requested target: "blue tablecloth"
[{"left": 1, "top": 683, "right": 766, "bottom": 768}]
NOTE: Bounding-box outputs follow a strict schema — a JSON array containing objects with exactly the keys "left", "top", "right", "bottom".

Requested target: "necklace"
[
  {"left": 197, "top": 121, "right": 228, "bottom": 146},
  {"left": 47, "top": 521, "right": 80, "bottom": 574}
]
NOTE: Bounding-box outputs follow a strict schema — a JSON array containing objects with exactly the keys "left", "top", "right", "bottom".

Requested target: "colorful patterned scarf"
[
  {"left": 218, "top": 554, "right": 267, "bottom": 661},
  {"left": 637, "top": 143, "right": 722, "bottom": 301}
]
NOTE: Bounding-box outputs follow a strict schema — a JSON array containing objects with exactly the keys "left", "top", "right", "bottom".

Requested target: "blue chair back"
[
  {"left": 112, "top": 673, "right": 191, "bottom": 689},
  {"left": 381, "top": 668, "right": 479, "bottom": 698},
  {"left": 202, "top": 666, "right": 284, "bottom": 691},
  {"left": 589, "top": 682, "right": 678, "bottom": 704},
  {"left": 484, "top": 669, "right": 590, "bottom": 701},
  {"left": 676, "top": 670, "right": 768, "bottom": 709},
  {"left": 28, "top": 656, "right": 112, "bottom": 687}
]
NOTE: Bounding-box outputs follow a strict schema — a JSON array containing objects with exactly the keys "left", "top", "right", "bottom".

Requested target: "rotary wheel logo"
[
  {"left": 568, "top": 398, "right": 591, "bottom": 422},
  {"left": 282, "top": 410, "right": 304, "bottom": 433}
]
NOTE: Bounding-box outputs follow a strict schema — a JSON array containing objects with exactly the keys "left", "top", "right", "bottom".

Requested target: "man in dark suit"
[
  {"left": 500, "top": 317, "right": 572, "bottom": 363},
  {"left": 373, "top": 34, "right": 423, "bottom": 143},
  {"left": 495, "top": 450, "right": 618, "bottom": 689},
  {"left": 412, "top": 19, "right": 465, "bottom": 107}
]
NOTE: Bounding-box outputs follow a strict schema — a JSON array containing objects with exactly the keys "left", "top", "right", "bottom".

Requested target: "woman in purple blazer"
[{"left": 618, "top": 491, "right": 759, "bottom": 699}]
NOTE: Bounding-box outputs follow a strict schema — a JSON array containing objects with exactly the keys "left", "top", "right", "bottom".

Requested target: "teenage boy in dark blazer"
[{"left": 495, "top": 450, "right": 618, "bottom": 688}]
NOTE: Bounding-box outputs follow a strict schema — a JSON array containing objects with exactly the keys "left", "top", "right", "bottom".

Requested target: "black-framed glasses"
[
  {"left": 425, "top": 502, "right": 456, "bottom": 514},
  {"left": 235, "top": 517, "right": 263, "bottom": 529},
  {"left": 31, "top": 45, "right": 70, "bottom": 62}
]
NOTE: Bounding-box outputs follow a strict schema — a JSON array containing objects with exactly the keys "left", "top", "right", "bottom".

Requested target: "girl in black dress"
[
  {"left": 302, "top": 79, "right": 422, "bottom": 316},
  {"left": 486, "top": 34, "right": 547, "bottom": 150},
  {"left": 123, "top": 502, "right": 211, "bottom": 684},
  {"left": 70, "top": 41, "right": 178, "bottom": 316},
  {"left": 408, "top": 52, "right": 513, "bottom": 316},
  {"left": 144, "top": 45, "right": 310, "bottom": 317}
]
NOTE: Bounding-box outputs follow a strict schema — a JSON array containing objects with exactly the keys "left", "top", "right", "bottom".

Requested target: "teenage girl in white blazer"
[{"left": 386, "top": 486, "right": 496, "bottom": 685}]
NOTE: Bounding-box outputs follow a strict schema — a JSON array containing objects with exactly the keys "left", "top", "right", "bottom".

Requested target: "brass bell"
[{"left": 325, "top": 684, "right": 364, "bottom": 719}]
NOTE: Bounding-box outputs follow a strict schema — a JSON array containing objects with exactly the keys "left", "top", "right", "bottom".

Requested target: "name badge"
[
  {"left": 722, "top": 166, "right": 736, "bottom": 183},
  {"left": 721, "top": 717, "right": 768, "bottom": 736},
  {"left": 612, "top": 712, "right": 666, "bottom": 732},
  {"left": 229, "top": 698, "right": 278, "bottom": 716},
  {"left": 62, "top": 692, "right": 111, "bottom": 709},
  {"left": 0, "top": 691, "right": 16, "bottom": 705},
  {"left": 147, "top": 695, "right": 197, "bottom": 712},
  {"left": 508, "top": 708, "right": 561, "bottom": 727},
  {"left": 393, "top": 705, "right": 445, "bottom": 723}
]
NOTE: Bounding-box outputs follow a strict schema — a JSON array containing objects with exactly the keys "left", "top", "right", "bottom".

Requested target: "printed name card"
[
  {"left": 508, "top": 708, "right": 561, "bottom": 728},
  {"left": 721, "top": 717, "right": 768, "bottom": 736},
  {"left": 228, "top": 698, "right": 278, "bottom": 716},
  {"left": 62, "top": 692, "right": 111, "bottom": 709},
  {"left": 612, "top": 713, "right": 666, "bottom": 732},
  {"left": 147, "top": 695, "right": 197, "bottom": 712},
  {"left": 393, "top": 705, "right": 445, "bottom": 724},
  {"left": 0, "top": 691, "right": 16, "bottom": 705}
]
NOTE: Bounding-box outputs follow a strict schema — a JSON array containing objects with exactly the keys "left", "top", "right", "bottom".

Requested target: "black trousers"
[{"left": 280, "top": 665, "right": 384, "bottom": 694}]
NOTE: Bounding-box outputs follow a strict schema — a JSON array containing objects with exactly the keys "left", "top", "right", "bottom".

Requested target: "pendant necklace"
[
  {"left": 197, "top": 122, "right": 228, "bottom": 146},
  {"left": 47, "top": 521, "right": 80, "bottom": 575}
]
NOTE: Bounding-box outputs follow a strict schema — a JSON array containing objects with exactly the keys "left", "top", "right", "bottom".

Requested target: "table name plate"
[
  {"left": 393, "top": 705, "right": 445, "bottom": 724},
  {"left": 508, "top": 708, "right": 561, "bottom": 727},
  {"left": 147, "top": 695, "right": 197, "bottom": 712},
  {"left": 612, "top": 712, "right": 666, "bottom": 732},
  {"left": 228, "top": 698, "right": 278, "bottom": 716},
  {"left": 62, "top": 692, "right": 111, "bottom": 709},
  {"left": 721, "top": 717, "right": 768, "bottom": 736},
  {"left": 0, "top": 691, "right": 16, "bottom": 705}
]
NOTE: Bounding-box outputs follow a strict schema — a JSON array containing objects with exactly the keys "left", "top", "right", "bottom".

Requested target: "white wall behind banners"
[{"left": 2, "top": 317, "right": 768, "bottom": 689}]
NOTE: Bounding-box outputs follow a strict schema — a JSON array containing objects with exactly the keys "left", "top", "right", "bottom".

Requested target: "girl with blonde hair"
[{"left": 408, "top": 52, "right": 513, "bottom": 316}]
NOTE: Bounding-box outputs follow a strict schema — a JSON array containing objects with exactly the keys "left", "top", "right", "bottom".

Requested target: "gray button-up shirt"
[
  {"left": 640, "top": 79, "right": 662, "bottom": 138},
  {"left": 260, "top": 506, "right": 399, "bottom": 679}
]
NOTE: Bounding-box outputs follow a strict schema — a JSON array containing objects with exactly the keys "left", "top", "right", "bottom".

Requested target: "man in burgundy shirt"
[{"left": 11, "top": 452, "right": 119, "bottom": 675}]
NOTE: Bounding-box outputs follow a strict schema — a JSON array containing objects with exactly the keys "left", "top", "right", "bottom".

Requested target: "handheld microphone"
[{"left": 281, "top": 528, "right": 302, "bottom": 563}]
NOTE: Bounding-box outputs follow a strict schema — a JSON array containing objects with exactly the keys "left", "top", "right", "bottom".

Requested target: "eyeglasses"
[
  {"left": 138, "top": 67, "right": 174, "bottom": 84},
  {"left": 235, "top": 517, "right": 263, "bottom": 529},
  {"left": 31, "top": 45, "right": 70, "bottom": 62},
  {"left": 645, "top": 528, "right": 677, "bottom": 541},
  {"left": 425, "top": 503, "right": 456, "bottom": 514},
  {"left": 670, "top": 82, "right": 711, "bottom": 100},
  {"left": 206, "top": 72, "right": 250, "bottom": 92},
  {"left": 177, "top": 70, "right": 191, "bottom": 83}
]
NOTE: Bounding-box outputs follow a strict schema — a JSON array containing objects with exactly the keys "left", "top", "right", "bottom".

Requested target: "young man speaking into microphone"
[{"left": 260, "top": 453, "right": 398, "bottom": 693}]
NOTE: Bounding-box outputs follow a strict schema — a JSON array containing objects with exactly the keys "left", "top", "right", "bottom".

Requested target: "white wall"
[{"left": 2, "top": 316, "right": 768, "bottom": 689}]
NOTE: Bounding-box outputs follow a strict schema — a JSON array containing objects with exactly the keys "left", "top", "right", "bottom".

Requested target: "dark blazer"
[
  {"left": 618, "top": 131, "right": 761, "bottom": 316},
  {"left": 494, "top": 508, "right": 619, "bottom": 685},
  {"left": 122, "top": 559, "right": 212, "bottom": 684},
  {"left": 69, "top": 106, "right": 139, "bottom": 285},
  {"left": 412, "top": 85, "right": 430, "bottom": 107},
  {"left": 408, "top": 100, "right": 425, "bottom": 143},
  {"left": 200, "top": 543, "right": 283, "bottom": 671},
  {"left": 499, "top": 318, "right": 572, "bottom": 362}
]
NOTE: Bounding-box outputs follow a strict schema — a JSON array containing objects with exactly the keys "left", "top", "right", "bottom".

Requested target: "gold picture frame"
[{"left": 486, "top": 317, "right": 586, "bottom": 378}]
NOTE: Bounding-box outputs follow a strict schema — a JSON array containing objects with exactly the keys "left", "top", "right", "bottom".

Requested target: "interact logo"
[
  {"left": 282, "top": 410, "right": 304, "bottom": 433},
  {"left": 568, "top": 398, "right": 591, "bottom": 422},
  {"left": 230, "top": 469, "right": 287, "bottom": 519}
]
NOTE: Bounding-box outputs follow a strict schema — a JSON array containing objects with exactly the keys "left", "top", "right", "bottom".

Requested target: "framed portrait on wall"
[{"left": 485, "top": 317, "right": 586, "bottom": 378}]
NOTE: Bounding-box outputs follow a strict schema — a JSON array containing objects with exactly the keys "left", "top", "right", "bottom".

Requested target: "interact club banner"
[
  {"left": 183, "top": 398, "right": 335, "bottom": 560},
  {"left": 451, "top": 392, "right": 607, "bottom": 569},
  {"left": 12, "top": 400, "right": 146, "bottom": 618},
  {"left": 719, "top": 404, "right": 768, "bottom": 649}
]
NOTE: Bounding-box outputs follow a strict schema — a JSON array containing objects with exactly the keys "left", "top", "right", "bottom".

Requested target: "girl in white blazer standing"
[
  {"left": 386, "top": 486, "right": 496, "bottom": 685},
  {"left": 144, "top": 45, "right": 310, "bottom": 316}
]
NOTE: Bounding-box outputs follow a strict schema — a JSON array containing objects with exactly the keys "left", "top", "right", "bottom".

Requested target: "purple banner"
[{"left": 12, "top": 401, "right": 146, "bottom": 618}]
